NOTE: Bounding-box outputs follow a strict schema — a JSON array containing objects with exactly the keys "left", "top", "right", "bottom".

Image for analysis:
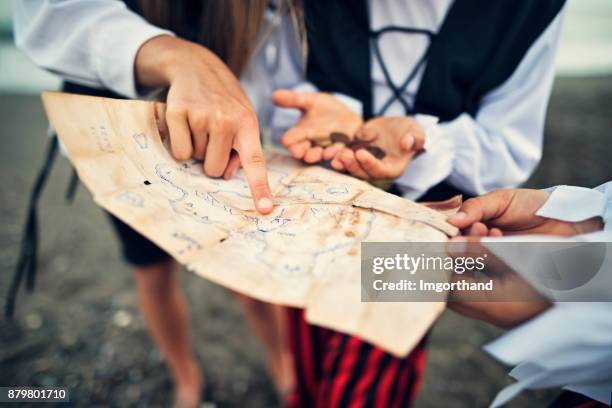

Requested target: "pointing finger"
[{"left": 234, "top": 127, "right": 273, "bottom": 214}]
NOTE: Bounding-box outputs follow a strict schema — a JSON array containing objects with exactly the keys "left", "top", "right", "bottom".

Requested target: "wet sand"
[{"left": 1, "top": 76, "right": 610, "bottom": 407}]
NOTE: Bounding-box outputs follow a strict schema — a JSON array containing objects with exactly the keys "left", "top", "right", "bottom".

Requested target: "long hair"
[{"left": 139, "top": 0, "right": 304, "bottom": 77}]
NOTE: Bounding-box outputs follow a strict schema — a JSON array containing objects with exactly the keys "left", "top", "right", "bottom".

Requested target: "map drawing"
[{"left": 43, "top": 92, "right": 458, "bottom": 356}]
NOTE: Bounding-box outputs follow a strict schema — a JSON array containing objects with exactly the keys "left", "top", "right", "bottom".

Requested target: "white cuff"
[
  {"left": 91, "top": 10, "right": 174, "bottom": 98},
  {"left": 483, "top": 302, "right": 612, "bottom": 406},
  {"left": 536, "top": 185, "right": 607, "bottom": 222},
  {"left": 394, "top": 115, "right": 455, "bottom": 200}
]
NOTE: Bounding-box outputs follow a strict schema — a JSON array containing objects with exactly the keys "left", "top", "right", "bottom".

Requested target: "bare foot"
[{"left": 174, "top": 361, "right": 203, "bottom": 408}]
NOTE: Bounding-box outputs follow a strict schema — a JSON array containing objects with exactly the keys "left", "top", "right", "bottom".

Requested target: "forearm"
[
  {"left": 135, "top": 35, "right": 200, "bottom": 88},
  {"left": 135, "top": 36, "right": 228, "bottom": 88},
  {"left": 13, "top": 0, "right": 173, "bottom": 97},
  {"left": 484, "top": 302, "right": 612, "bottom": 406},
  {"left": 395, "top": 6, "right": 564, "bottom": 199}
]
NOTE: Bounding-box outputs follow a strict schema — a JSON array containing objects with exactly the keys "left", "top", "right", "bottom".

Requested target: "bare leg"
[
  {"left": 133, "top": 260, "right": 202, "bottom": 407},
  {"left": 234, "top": 294, "right": 295, "bottom": 397}
]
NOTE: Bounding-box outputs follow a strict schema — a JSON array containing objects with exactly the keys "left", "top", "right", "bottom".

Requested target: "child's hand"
[
  {"left": 447, "top": 189, "right": 604, "bottom": 237},
  {"left": 136, "top": 35, "right": 273, "bottom": 214},
  {"left": 330, "top": 116, "right": 425, "bottom": 180},
  {"left": 446, "top": 237, "right": 551, "bottom": 328},
  {"left": 272, "top": 90, "right": 363, "bottom": 163}
]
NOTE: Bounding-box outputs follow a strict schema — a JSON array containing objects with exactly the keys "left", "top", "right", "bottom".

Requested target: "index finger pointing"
[{"left": 234, "top": 128, "right": 273, "bottom": 214}]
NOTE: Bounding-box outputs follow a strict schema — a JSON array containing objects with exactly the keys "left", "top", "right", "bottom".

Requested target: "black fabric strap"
[
  {"left": 65, "top": 169, "right": 80, "bottom": 203},
  {"left": 4, "top": 81, "right": 109, "bottom": 318},
  {"left": 414, "top": 0, "right": 566, "bottom": 120},
  {"left": 305, "top": 0, "right": 373, "bottom": 118},
  {"left": 5, "top": 136, "right": 59, "bottom": 318},
  {"left": 370, "top": 26, "right": 435, "bottom": 116}
]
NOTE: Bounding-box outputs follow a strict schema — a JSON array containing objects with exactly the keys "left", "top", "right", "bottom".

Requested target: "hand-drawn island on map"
[{"left": 42, "top": 92, "right": 458, "bottom": 356}]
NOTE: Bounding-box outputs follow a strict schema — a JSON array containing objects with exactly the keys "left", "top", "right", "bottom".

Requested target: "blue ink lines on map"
[{"left": 155, "top": 163, "right": 226, "bottom": 225}]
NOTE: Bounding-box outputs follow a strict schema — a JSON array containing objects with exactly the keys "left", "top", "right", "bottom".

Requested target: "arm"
[
  {"left": 448, "top": 183, "right": 612, "bottom": 406},
  {"left": 536, "top": 182, "right": 611, "bottom": 229},
  {"left": 273, "top": 9, "right": 565, "bottom": 189},
  {"left": 485, "top": 302, "right": 612, "bottom": 407},
  {"left": 447, "top": 182, "right": 610, "bottom": 237},
  {"left": 395, "top": 7, "right": 566, "bottom": 199},
  {"left": 481, "top": 225, "right": 612, "bottom": 406},
  {"left": 14, "top": 0, "right": 274, "bottom": 213},
  {"left": 446, "top": 184, "right": 609, "bottom": 326},
  {"left": 13, "top": 0, "right": 172, "bottom": 98}
]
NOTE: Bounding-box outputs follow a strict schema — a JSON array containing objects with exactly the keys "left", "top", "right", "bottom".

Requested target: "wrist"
[
  {"left": 536, "top": 185, "right": 608, "bottom": 232},
  {"left": 135, "top": 35, "right": 209, "bottom": 87},
  {"left": 574, "top": 217, "right": 605, "bottom": 235}
]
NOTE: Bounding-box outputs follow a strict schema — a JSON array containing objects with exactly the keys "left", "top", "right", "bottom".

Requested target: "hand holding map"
[{"left": 42, "top": 92, "right": 458, "bottom": 356}]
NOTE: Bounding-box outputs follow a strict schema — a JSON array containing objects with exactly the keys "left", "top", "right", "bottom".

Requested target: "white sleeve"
[
  {"left": 242, "top": 8, "right": 363, "bottom": 147},
  {"left": 13, "top": 0, "right": 174, "bottom": 98},
  {"left": 484, "top": 302, "right": 612, "bottom": 407},
  {"left": 395, "top": 7, "right": 566, "bottom": 199},
  {"left": 536, "top": 182, "right": 612, "bottom": 230},
  {"left": 477, "top": 182, "right": 612, "bottom": 406}
]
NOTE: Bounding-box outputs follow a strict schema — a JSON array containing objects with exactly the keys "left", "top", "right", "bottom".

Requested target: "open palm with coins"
[{"left": 274, "top": 89, "right": 425, "bottom": 181}]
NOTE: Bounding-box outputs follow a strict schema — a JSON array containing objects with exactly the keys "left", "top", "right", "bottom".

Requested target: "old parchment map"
[{"left": 42, "top": 92, "right": 458, "bottom": 356}]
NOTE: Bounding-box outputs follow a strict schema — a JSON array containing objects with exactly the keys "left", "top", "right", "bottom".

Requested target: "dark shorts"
[{"left": 106, "top": 212, "right": 171, "bottom": 267}]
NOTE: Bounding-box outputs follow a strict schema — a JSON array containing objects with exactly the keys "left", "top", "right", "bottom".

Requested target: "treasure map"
[{"left": 42, "top": 92, "right": 459, "bottom": 356}]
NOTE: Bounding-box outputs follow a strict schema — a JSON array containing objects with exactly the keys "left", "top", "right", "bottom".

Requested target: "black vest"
[
  {"left": 305, "top": 0, "right": 565, "bottom": 122},
  {"left": 304, "top": 0, "right": 564, "bottom": 199},
  {"left": 66, "top": 0, "right": 565, "bottom": 200},
  {"left": 71, "top": 0, "right": 566, "bottom": 122}
]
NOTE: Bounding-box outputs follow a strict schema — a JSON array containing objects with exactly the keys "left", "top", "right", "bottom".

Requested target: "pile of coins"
[{"left": 311, "top": 132, "right": 387, "bottom": 159}]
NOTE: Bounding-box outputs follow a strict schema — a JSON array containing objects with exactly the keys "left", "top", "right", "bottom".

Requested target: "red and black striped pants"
[{"left": 286, "top": 308, "right": 427, "bottom": 408}]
